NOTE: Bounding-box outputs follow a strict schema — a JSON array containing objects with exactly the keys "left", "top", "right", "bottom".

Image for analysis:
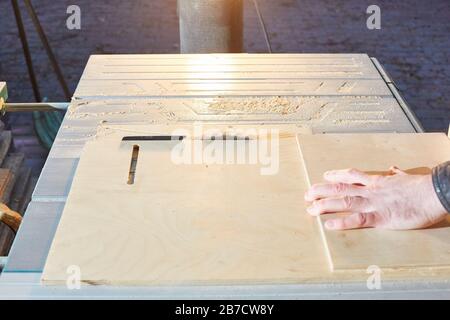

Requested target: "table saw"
[{"left": 1, "top": 53, "right": 449, "bottom": 299}]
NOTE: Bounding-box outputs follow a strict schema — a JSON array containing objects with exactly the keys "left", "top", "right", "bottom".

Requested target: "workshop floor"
[{"left": 0, "top": 0, "right": 449, "bottom": 177}]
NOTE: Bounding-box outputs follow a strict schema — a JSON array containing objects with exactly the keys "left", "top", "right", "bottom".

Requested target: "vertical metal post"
[
  {"left": 11, "top": 0, "right": 42, "bottom": 102},
  {"left": 23, "top": 0, "right": 71, "bottom": 100},
  {"left": 178, "top": 0, "right": 243, "bottom": 53}
]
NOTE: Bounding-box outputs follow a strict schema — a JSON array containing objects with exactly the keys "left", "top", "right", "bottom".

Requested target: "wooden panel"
[
  {"left": 297, "top": 133, "right": 450, "bottom": 271},
  {"left": 9, "top": 167, "right": 31, "bottom": 213},
  {"left": 0, "top": 169, "right": 13, "bottom": 202},
  {"left": 21, "top": 126, "right": 450, "bottom": 283},
  {"left": 0, "top": 131, "right": 12, "bottom": 166},
  {"left": 0, "top": 153, "right": 24, "bottom": 204},
  {"left": 42, "top": 126, "right": 334, "bottom": 285},
  {"left": 0, "top": 153, "right": 25, "bottom": 256}
]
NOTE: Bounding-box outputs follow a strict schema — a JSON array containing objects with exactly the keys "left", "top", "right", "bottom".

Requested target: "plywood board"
[
  {"left": 297, "top": 133, "right": 450, "bottom": 271},
  {"left": 42, "top": 127, "right": 334, "bottom": 285}
]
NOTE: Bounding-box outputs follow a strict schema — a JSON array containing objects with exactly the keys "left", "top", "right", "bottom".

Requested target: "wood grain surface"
[
  {"left": 42, "top": 126, "right": 332, "bottom": 285},
  {"left": 297, "top": 133, "right": 450, "bottom": 271},
  {"left": 42, "top": 126, "right": 450, "bottom": 285}
]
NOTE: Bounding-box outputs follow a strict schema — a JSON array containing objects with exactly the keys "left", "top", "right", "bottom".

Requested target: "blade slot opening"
[{"left": 127, "top": 145, "right": 140, "bottom": 185}]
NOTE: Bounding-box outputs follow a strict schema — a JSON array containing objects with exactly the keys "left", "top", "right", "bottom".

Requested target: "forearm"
[{"left": 432, "top": 161, "right": 450, "bottom": 213}]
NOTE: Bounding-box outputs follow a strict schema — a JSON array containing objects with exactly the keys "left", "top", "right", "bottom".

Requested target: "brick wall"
[{"left": 0, "top": 0, "right": 449, "bottom": 131}]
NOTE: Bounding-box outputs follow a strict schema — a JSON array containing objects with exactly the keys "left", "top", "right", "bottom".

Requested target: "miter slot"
[
  {"left": 122, "top": 136, "right": 185, "bottom": 141},
  {"left": 209, "top": 135, "right": 251, "bottom": 141},
  {"left": 122, "top": 135, "right": 251, "bottom": 141},
  {"left": 127, "top": 145, "right": 140, "bottom": 185}
]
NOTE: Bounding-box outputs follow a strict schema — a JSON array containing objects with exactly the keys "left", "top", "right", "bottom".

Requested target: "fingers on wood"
[
  {"left": 305, "top": 182, "right": 367, "bottom": 202},
  {"left": 307, "top": 196, "right": 372, "bottom": 216},
  {"left": 323, "top": 168, "right": 372, "bottom": 185},
  {"left": 324, "top": 212, "right": 381, "bottom": 230}
]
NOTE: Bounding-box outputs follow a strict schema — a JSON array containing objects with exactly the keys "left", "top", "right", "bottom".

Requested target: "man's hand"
[{"left": 304, "top": 167, "right": 448, "bottom": 231}]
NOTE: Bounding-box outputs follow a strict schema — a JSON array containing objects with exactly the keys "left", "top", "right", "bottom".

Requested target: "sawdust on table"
[{"left": 207, "top": 96, "right": 306, "bottom": 115}]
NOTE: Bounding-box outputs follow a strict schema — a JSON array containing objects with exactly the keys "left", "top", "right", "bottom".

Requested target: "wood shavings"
[{"left": 207, "top": 96, "right": 306, "bottom": 115}]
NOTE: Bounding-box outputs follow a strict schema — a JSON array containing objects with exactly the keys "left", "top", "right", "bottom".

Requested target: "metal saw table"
[{"left": 2, "top": 53, "right": 449, "bottom": 299}]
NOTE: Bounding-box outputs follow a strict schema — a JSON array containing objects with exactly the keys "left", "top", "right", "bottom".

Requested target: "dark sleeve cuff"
[{"left": 432, "top": 161, "right": 450, "bottom": 213}]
